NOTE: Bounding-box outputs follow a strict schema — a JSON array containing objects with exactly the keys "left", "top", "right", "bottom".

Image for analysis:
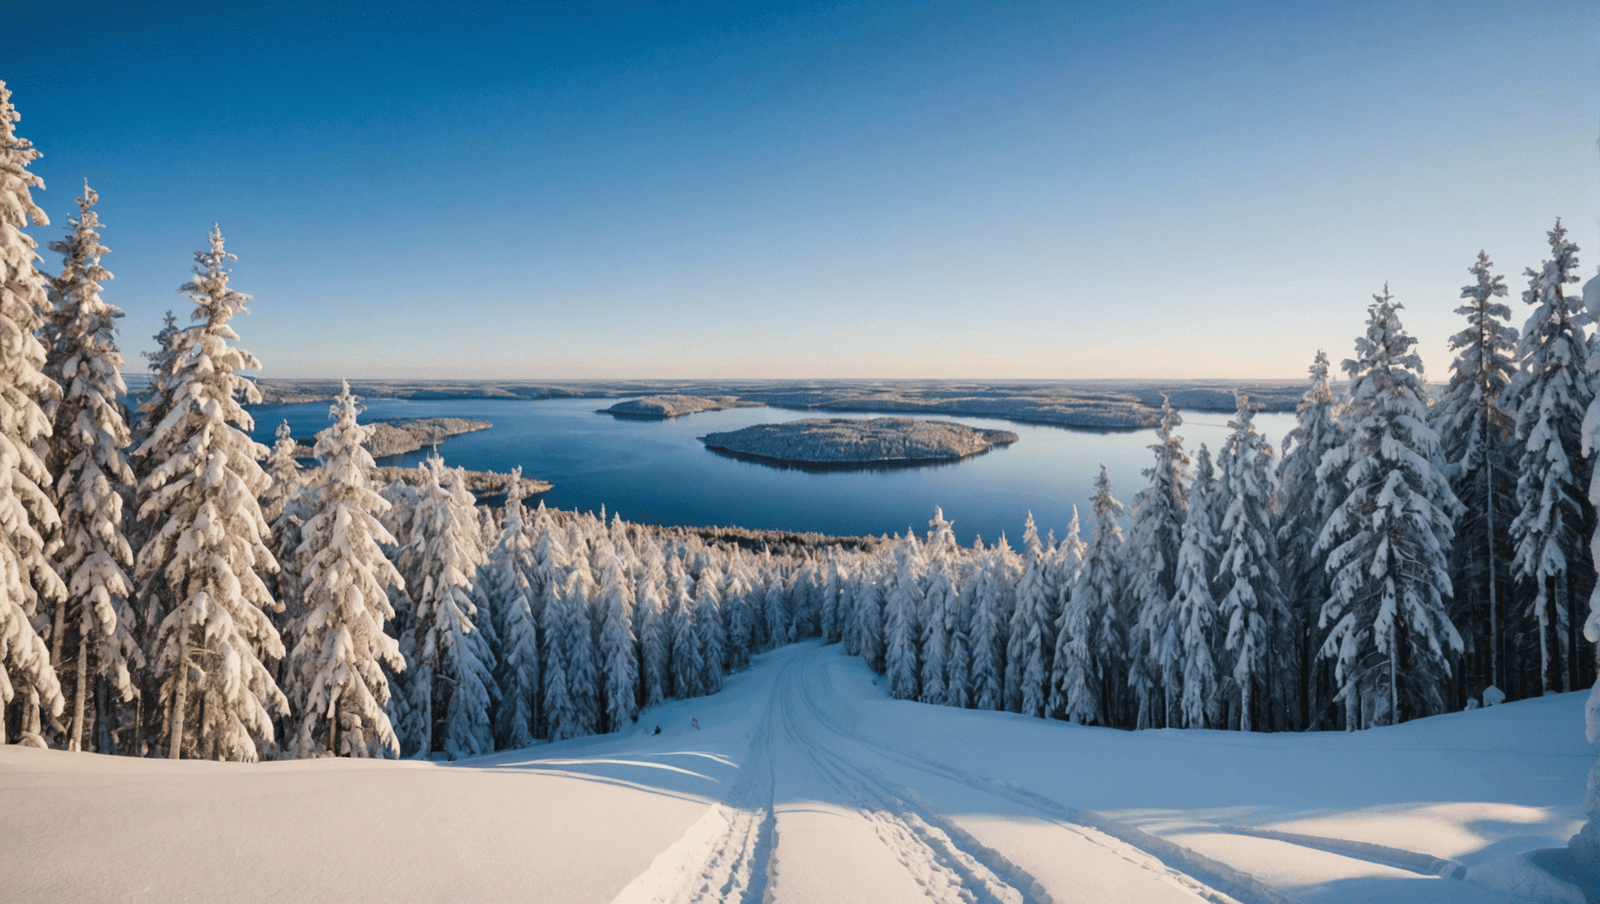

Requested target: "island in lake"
[
  {"left": 288, "top": 417, "right": 493, "bottom": 459},
  {"left": 601, "top": 394, "right": 760, "bottom": 419},
  {"left": 700, "top": 417, "right": 1018, "bottom": 468}
]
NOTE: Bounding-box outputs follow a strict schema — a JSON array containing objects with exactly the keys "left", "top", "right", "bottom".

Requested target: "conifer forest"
[{"left": 3, "top": 78, "right": 1598, "bottom": 771}]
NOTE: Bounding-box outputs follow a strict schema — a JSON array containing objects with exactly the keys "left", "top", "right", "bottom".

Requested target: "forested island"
[
  {"left": 700, "top": 417, "right": 1018, "bottom": 467},
  {"left": 601, "top": 394, "right": 759, "bottom": 418},
  {"left": 277, "top": 417, "right": 491, "bottom": 460}
]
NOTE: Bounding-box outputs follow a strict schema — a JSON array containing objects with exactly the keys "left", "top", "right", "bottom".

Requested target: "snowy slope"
[{"left": 1, "top": 642, "right": 1588, "bottom": 903}]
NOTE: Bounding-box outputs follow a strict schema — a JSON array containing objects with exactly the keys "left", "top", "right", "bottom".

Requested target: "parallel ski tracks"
[{"left": 617, "top": 647, "right": 1353, "bottom": 904}]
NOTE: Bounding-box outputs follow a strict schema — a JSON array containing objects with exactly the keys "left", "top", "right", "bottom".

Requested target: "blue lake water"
[{"left": 248, "top": 397, "right": 1296, "bottom": 548}]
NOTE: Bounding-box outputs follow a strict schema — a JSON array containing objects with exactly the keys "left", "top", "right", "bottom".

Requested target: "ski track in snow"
[
  {"left": 787, "top": 652, "right": 1276, "bottom": 904},
  {"left": 772, "top": 659, "right": 1041, "bottom": 904},
  {"left": 614, "top": 646, "right": 1300, "bottom": 904},
  {"left": 1206, "top": 825, "right": 1467, "bottom": 879},
  {"left": 609, "top": 678, "right": 780, "bottom": 904},
  {"left": 612, "top": 645, "right": 1544, "bottom": 904}
]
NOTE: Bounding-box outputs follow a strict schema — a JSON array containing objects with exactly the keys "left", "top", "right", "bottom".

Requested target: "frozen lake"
[{"left": 249, "top": 397, "right": 1296, "bottom": 547}]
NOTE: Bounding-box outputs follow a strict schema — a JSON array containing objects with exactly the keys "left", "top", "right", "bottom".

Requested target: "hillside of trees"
[{"left": 4, "top": 80, "right": 1600, "bottom": 772}]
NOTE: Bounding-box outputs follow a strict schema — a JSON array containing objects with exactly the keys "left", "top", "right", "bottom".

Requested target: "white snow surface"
[{"left": 1, "top": 641, "right": 1589, "bottom": 903}]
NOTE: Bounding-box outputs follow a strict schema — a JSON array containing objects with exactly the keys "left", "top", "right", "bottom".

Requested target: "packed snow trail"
[{"left": 614, "top": 644, "right": 1272, "bottom": 904}]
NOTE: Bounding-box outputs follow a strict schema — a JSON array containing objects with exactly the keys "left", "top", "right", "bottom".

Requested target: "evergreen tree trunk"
[
  {"left": 69, "top": 635, "right": 88, "bottom": 752},
  {"left": 169, "top": 635, "right": 188, "bottom": 759},
  {"left": 1487, "top": 459, "right": 1501, "bottom": 692}
]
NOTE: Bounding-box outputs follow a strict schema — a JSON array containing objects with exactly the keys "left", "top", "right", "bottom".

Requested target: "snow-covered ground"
[{"left": 2, "top": 641, "right": 1589, "bottom": 903}]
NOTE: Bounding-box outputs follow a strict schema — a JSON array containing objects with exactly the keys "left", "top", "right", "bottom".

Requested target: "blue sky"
[{"left": 8, "top": 1, "right": 1597, "bottom": 380}]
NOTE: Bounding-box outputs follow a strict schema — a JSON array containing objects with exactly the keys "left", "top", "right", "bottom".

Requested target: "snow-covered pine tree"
[
  {"left": 594, "top": 538, "right": 639, "bottom": 731},
  {"left": 485, "top": 472, "right": 540, "bottom": 750},
  {"left": 394, "top": 454, "right": 495, "bottom": 758},
  {"left": 1318, "top": 287, "right": 1461, "bottom": 727},
  {"left": 1506, "top": 221, "right": 1593, "bottom": 695},
  {"left": 1004, "top": 515, "right": 1054, "bottom": 717},
  {"left": 41, "top": 182, "right": 139, "bottom": 752},
  {"left": 135, "top": 226, "right": 287, "bottom": 760},
  {"left": 882, "top": 532, "right": 924, "bottom": 700},
  {"left": 1216, "top": 396, "right": 1285, "bottom": 733},
  {"left": 0, "top": 81, "right": 65, "bottom": 747},
  {"left": 1059, "top": 469, "right": 1125, "bottom": 726},
  {"left": 1174, "top": 445, "right": 1224, "bottom": 728},
  {"left": 1275, "top": 351, "right": 1345, "bottom": 729},
  {"left": 283, "top": 383, "right": 406, "bottom": 757},
  {"left": 1124, "top": 397, "right": 1189, "bottom": 729},
  {"left": 1431, "top": 252, "right": 1518, "bottom": 700}
]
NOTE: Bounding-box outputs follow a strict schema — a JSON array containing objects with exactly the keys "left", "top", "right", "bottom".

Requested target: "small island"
[
  {"left": 700, "top": 417, "right": 1017, "bottom": 468},
  {"left": 601, "top": 394, "right": 759, "bottom": 419}
]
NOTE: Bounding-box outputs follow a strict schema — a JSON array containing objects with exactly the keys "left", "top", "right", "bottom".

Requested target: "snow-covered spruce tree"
[
  {"left": 820, "top": 552, "right": 846, "bottom": 645},
  {"left": 1174, "top": 445, "right": 1224, "bottom": 728},
  {"left": 1318, "top": 288, "right": 1460, "bottom": 728},
  {"left": 1059, "top": 468, "right": 1125, "bottom": 726},
  {"left": 882, "top": 532, "right": 924, "bottom": 700},
  {"left": 0, "top": 81, "right": 65, "bottom": 747},
  {"left": 284, "top": 383, "right": 406, "bottom": 758},
  {"left": 721, "top": 555, "right": 758, "bottom": 671},
  {"left": 41, "top": 182, "right": 140, "bottom": 752},
  {"left": 665, "top": 553, "right": 701, "bottom": 699},
  {"left": 132, "top": 310, "right": 181, "bottom": 450},
  {"left": 945, "top": 538, "right": 981, "bottom": 710},
  {"left": 1569, "top": 264, "right": 1600, "bottom": 874},
  {"left": 692, "top": 559, "right": 726, "bottom": 696},
  {"left": 542, "top": 568, "right": 598, "bottom": 741},
  {"left": 763, "top": 560, "right": 793, "bottom": 650},
  {"left": 1006, "top": 515, "right": 1054, "bottom": 717},
  {"left": 635, "top": 536, "right": 670, "bottom": 708},
  {"left": 967, "top": 542, "right": 1010, "bottom": 711},
  {"left": 1275, "top": 351, "right": 1345, "bottom": 729},
  {"left": 1506, "top": 221, "right": 1593, "bottom": 696},
  {"left": 484, "top": 475, "right": 540, "bottom": 750},
  {"left": 394, "top": 454, "right": 495, "bottom": 758},
  {"left": 919, "top": 509, "right": 958, "bottom": 706},
  {"left": 1124, "top": 398, "right": 1189, "bottom": 729},
  {"left": 261, "top": 420, "right": 308, "bottom": 624},
  {"left": 850, "top": 560, "right": 887, "bottom": 673},
  {"left": 1431, "top": 252, "right": 1518, "bottom": 700},
  {"left": 135, "top": 226, "right": 287, "bottom": 761},
  {"left": 1216, "top": 397, "right": 1285, "bottom": 733},
  {"left": 594, "top": 539, "right": 639, "bottom": 732}
]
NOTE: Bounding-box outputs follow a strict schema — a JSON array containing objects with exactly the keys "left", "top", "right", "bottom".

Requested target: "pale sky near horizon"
[{"left": 8, "top": 1, "right": 1598, "bottom": 382}]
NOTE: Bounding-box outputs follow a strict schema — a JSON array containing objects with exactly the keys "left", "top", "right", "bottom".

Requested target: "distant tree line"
[{"left": 2, "top": 80, "right": 1598, "bottom": 762}]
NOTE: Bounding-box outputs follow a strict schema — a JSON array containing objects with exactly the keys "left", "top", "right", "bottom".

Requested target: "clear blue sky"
[{"left": 8, "top": 1, "right": 1597, "bottom": 381}]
